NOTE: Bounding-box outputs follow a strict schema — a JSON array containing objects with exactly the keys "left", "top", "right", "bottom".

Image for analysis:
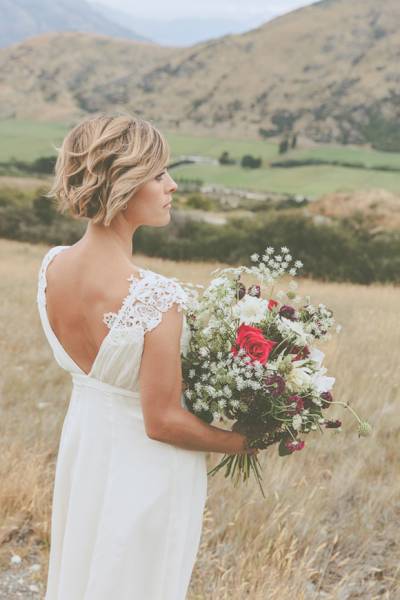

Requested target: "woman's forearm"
[{"left": 147, "top": 405, "right": 248, "bottom": 455}]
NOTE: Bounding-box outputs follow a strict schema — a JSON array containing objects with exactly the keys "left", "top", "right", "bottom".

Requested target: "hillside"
[
  {"left": 0, "top": 0, "right": 148, "bottom": 48},
  {"left": 1, "top": 0, "right": 400, "bottom": 146}
]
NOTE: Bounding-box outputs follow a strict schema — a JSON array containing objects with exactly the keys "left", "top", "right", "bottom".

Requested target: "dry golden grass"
[{"left": 1, "top": 237, "right": 399, "bottom": 599}]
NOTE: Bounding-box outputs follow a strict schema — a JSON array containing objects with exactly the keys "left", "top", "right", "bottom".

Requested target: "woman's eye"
[{"left": 155, "top": 171, "right": 166, "bottom": 181}]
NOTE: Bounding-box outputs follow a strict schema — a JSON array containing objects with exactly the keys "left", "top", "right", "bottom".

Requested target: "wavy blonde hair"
[{"left": 46, "top": 112, "right": 170, "bottom": 226}]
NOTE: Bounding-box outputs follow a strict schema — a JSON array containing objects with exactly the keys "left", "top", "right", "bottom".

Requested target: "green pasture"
[
  {"left": 1, "top": 119, "right": 400, "bottom": 197},
  {"left": 171, "top": 163, "right": 400, "bottom": 197},
  {"left": 0, "top": 119, "right": 70, "bottom": 161}
]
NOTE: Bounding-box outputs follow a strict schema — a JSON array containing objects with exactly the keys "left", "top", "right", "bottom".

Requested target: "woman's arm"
[{"left": 139, "top": 303, "right": 255, "bottom": 455}]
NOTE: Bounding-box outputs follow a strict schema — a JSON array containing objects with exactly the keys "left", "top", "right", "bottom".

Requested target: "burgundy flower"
[
  {"left": 320, "top": 391, "right": 333, "bottom": 409},
  {"left": 263, "top": 373, "right": 285, "bottom": 397},
  {"left": 247, "top": 284, "right": 261, "bottom": 298},
  {"left": 279, "top": 305, "right": 297, "bottom": 320},
  {"left": 285, "top": 439, "right": 305, "bottom": 452},
  {"left": 285, "top": 394, "right": 304, "bottom": 414},
  {"left": 236, "top": 282, "right": 246, "bottom": 300},
  {"left": 290, "top": 344, "right": 310, "bottom": 361},
  {"left": 325, "top": 419, "right": 341, "bottom": 428}
]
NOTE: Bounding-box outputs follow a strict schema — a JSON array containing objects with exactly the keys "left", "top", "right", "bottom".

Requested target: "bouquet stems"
[{"left": 207, "top": 453, "right": 266, "bottom": 498}]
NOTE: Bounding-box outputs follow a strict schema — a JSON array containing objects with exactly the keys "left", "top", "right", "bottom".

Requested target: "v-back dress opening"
[{"left": 37, "top": 245, "right": 208, "bottom": 600}]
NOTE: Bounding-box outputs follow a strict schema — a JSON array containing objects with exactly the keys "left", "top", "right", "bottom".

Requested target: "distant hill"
[
  {"left": 91, "top": 2, "right": 256, "bottom": 46},
  {"left": 1, "top": 0, "right": 400, "bottom": 149},
  {"left": 0, "top": 0, "right": 148, "bottom": 48}
]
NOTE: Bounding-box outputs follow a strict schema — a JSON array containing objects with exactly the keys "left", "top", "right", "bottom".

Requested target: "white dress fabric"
[{"left": 37, "top": 245, "right": 208, "bottom": 600}]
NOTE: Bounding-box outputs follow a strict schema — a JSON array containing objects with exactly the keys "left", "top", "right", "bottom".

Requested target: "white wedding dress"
[{"left": 37, "top": 245, "right": 208, "bottom": 600}]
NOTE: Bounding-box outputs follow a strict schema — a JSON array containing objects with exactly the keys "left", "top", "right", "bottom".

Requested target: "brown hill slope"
[{"left": 1, "top": 0, "right": 399, "bottom": 144}]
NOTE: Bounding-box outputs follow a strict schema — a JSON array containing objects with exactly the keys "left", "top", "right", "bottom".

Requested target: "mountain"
[
  {"left": 0, "top": 0, "right": 148, "bottom": 48},
  {"left": 1, "top": 0, "right": 400, "bottom": 147},
  {"left": 90, "top": 2, "right": 258, "bottom": 47}
]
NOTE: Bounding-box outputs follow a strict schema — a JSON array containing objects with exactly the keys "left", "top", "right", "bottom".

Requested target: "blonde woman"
[{"left": 36, "top": 113, "right": 258, "bottom": 600}]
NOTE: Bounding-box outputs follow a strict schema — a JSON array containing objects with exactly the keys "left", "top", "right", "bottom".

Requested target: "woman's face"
[{"left": 125, "top": 166, "right": 178, "bottom": 227}]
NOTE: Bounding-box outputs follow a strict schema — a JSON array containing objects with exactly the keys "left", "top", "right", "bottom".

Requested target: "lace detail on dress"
[{"left": 102, "top": 270, "right": 189, "bottom": 335}]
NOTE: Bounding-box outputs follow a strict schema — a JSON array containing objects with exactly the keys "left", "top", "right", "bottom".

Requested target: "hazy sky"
[{"left": 97, "top": 0, "right": 320, "bottom": 21}]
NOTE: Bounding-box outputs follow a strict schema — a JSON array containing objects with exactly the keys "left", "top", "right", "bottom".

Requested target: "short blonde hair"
[{"left": 46, "top": 112, "right": 170, "bottom": 226}]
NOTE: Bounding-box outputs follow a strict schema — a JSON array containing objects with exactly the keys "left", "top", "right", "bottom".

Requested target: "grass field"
[
  {"left": 0, "top": 237, "right": 399, "bottom": 599},
  {"left": 171, "top": 162, "right": 400, "bottom": 196},
  {"left": 1, "top": 119, "right": 400, "bottom": 198}
]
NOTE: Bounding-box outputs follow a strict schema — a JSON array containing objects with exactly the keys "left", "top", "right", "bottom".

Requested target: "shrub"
[{"left": 241, "top": 155, "right": 262, "bottom": 168}]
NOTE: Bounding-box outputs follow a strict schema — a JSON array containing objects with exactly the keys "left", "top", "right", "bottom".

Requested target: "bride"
[{"left": 36, "top": 113, "right": 258, "bottom": 600}]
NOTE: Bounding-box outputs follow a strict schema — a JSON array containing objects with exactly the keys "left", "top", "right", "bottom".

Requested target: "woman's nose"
[{"left": 169, "top": 177, "right": 178, "bottom": 192}]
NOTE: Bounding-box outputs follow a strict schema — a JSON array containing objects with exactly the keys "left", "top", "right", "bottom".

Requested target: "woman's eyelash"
[{"left": 155, "top": 171, "right": 166, "bottom": 180}]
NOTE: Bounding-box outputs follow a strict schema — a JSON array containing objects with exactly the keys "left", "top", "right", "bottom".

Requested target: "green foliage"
[
  {"left": 186, "top": 194, "right": 214, "bottom": 210},
  {"left": 241, "top": 155, "right": 262, "bottom": 168},
  {"left": 361, "top": 110, "right": 400, "bottom": 152},
  {"left": 270, "top": 157, "right": 400, "bottom": 173},
  {"left": 279, "top": 138, "right": 289, "bottom": 154},
  {"left": 0, "top": 156, "right": 56, "bottom": 176},
  {"left": 0, "top": 187, "right": 85, "bottom": 244},
  {"left": 32, "top": 194, "right": 58, "bottom": 224},
  {"left": 258, "top": 127, "right": 279, "bottom": 139},
  {"left": 133, "top": 212, "right": 400, "bottom": 284},
  {"left": 271, "top": 110, "right": 297, "bottom": 133},
  {"left": 1, "top": 186, "right": 399, "bottom": 284},
  {"left": 219, "top": 151, "right": 236, "bottom": 165}
]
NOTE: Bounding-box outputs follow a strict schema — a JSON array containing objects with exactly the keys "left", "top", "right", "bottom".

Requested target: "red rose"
[
  {"left": 231, "top": 323, "right": 277, "bottom": 365},
  {"left": 268, "top": 299, "right": 278, "bottom": 310}
]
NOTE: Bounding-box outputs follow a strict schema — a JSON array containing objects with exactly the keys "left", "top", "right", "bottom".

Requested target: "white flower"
[
  {"left": 279, "top": 317, "right": 309, "bottom": 345},
  {"left": 308, "top": 347, "right": 325, "bottom": 367},
  {"left": 295, "top": 260, "right": 303, "bottom": 268},
  {"left": 311, "top": 370, "right": 335, "bottom": 393},
  {"left": 10, "top": 555, "right": 21, "bottom": 565},
  {"left": 281, "top": 246, "right": 289, "bottom": 253},
  {"left": 189, "top": 369, "right": 196, "bottom": 378},
  {"left": 232, "top": 295, "right": 268, "bottom": 325},
  {"left": 287, "top": 364, "right": 312, "bottom": 389},
  {"left": 289, "top": 268, "right": 297, "bottom": 276},
  {"left": 210, "top": 276, "right": 229, "bottom": 287},
  {"left": 292, "top": 414, "right": 302, "bottom": 430},
  {"left": 251, "top": 253, "right": 260, "bottom": 262},
  {"left": 288, "top": 280, "right": 298, "bottom": 291}
]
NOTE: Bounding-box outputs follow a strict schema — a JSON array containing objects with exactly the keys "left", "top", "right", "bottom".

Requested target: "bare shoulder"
[{"left": 45, "top": 244, "right": 143, "bottom": 315}]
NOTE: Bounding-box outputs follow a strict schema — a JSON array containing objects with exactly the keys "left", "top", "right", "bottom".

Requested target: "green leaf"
[{"left": 278, "top": 438, "right": 292, "bottom": 457}]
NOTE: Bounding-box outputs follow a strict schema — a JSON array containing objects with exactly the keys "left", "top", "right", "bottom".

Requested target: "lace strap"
[
  {"left": 37, "top": 245, "right": 70, "bottom": 306},
  {"left": 102, "top": 270, "right": 189, "bottom": 334}
]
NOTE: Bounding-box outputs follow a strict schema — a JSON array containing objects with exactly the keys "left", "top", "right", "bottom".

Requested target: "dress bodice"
[{"left": 36, "top": 245, "right": 191, "bottom": 393}]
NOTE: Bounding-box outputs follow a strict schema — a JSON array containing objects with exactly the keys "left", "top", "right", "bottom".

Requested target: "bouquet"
[{"left": 180, "top": 245, "right": 372, "bottom": 498}]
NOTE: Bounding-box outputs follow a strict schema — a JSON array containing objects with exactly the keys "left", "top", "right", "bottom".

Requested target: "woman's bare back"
[{"left": 44, "top": 243, "right": 143, "bottom": 375}]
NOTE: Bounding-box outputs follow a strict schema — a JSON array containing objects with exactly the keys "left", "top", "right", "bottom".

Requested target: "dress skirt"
[{"left": 45, "top": 374, "right": 208, "bottom": 600}]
